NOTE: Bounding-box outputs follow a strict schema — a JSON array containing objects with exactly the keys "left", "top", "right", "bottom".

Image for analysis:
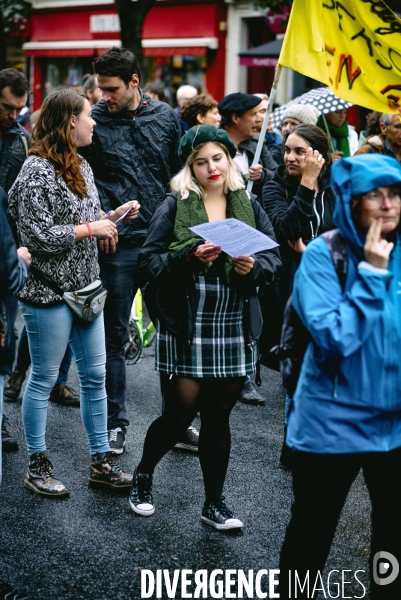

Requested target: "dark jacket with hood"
[
  {"left": 80, "top": 91, "right": 184, "bottom": 245},
  {"left": 259, "top": 164, "right": 336, "bottom": 367},
  {"left": 267, "top": 140, "right": 284, "bottom": 167},
  {"left": 0, "top": 120, "right": 31, "bottom": 193},
  {"left": 137, "top": 191, "right": 282, "bottom": 349},
  {"left": 0, "top": 187, "right": 28, "bottom": 375}
]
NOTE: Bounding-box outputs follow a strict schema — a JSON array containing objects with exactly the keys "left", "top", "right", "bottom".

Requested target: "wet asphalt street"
[{"left": 1, "top": 321, "right": 372, "bottom": 600}]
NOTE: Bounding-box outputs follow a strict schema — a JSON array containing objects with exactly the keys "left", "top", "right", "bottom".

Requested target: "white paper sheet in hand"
[{"left": 189, "top": 218, "right": 279, "bottom": 257}]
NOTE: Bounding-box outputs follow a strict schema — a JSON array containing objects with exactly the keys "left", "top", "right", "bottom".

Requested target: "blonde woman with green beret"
[{"left": 129, "top": 125, "right": 281, "bottom": 530}]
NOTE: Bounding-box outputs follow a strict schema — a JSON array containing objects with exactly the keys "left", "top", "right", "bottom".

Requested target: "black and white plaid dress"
[{"left": 156, "top": 260, "right": 257, "bottom": 378}]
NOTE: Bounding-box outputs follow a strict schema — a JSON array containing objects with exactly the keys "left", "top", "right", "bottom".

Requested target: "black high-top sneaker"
[
  {"left": 201, "top": 496, "right": 243, "bottom": 531},
  {"left": 129, "top": 468, "right": 155, "bottom": 516}
]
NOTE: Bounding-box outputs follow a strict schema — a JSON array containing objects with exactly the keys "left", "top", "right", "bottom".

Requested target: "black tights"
[{"left": 137, "top": 374, "right": 244, "bottom": 503}]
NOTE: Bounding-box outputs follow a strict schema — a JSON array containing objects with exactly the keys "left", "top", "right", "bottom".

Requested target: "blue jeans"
[
  {"left": 0, "top": 374, "right": 4, "bottom": 485},
  {"left": 19, "top": 302, "right": 109, "bottom": 456},
  {"left": 16, "top": 325, "right": 72, "bottom": 385},
  {"left": 99, "top": 243, "right": 140, "bottom": 431}
]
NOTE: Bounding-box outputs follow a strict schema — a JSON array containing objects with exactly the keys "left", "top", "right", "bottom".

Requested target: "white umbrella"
[{"left": 272, "top": 87, "right": 353, "bottom": 129}]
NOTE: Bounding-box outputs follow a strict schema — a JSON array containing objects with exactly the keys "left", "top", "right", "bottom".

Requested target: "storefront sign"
[
  {"left": 239, "top": 57, "right": 278, "bottom": 67},
  {"left": 90, "top": 14, "right": 120, "bottom": 33}
]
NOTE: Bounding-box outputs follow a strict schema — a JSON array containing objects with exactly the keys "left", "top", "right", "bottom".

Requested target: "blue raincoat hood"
[{"left": 331, "top": 154, "right": 401, "bottom": 248}]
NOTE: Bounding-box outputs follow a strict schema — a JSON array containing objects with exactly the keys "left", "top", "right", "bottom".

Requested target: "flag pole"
[
  {"left": 321, "top": 113, "right": 335, "bottom": 153},
  {"left": 247, "top": 64, "right": 283, "bottom": 193}
]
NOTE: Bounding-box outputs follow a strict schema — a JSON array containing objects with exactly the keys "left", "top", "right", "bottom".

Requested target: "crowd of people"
[{"left": 1, "top": 45, "right": 401, "bottom": 599}]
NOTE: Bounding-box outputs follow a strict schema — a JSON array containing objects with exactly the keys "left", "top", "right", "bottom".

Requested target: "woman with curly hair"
[
  {"left": 180, "top": 94, "right": 221, "bottom": 129},
  {"left": 8, "top": 89, "right": 139, "bottom": 499}
]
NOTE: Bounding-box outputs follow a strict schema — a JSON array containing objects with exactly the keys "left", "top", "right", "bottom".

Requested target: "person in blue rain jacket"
[{"left": 279, "top": 154, "right": 401, "bottom": 600}]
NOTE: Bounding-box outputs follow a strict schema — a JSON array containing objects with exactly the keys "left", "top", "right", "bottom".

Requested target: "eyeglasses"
[{"left": 361, "top": 189, "right": 401, "bottom": 207}]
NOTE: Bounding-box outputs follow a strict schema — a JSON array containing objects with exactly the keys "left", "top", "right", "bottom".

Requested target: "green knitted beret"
[{"left": 178, "top": 125, "right": 237, "bottom": 164}]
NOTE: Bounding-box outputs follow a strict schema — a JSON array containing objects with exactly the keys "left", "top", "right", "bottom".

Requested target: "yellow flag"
[{"left": 278, "top": 0, "right": 401, "bottom": 112}]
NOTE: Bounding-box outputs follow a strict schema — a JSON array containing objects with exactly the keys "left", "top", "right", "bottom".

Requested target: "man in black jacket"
[
  {"left": 218, "top": 93, "right": 277, "bottom": 199},
  {"left": 81, "top": 47, "right": 184, "bottom": 453},
  {"left": 0, "top": 69, "right": 30, "bottom": 193},
  {"left": 2, "top": 69, "right": 78, "bottom": 408},
  {"left": 0, "top": 70, "right": 30, "bottom": 451},
  {"left": 0, "top": 188, "right": 30, "bottom": 465},
  {"left": 0, "top": 185, "right": 30, "bottom": 598},
  {"left": 218, "top": 92, "right": 277, "bottom": 405}
]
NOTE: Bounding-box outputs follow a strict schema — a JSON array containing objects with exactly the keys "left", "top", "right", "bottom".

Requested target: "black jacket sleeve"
[
  {"left": 169, "top": 113, "right": 186, "bottom": 178},
  {"left": 268, "top": 143, "right": 284, "bottom": 166},
  {"left": 248, "top": 198, "right": 282, "bottom": 289},
  {"left": 1, "top": 188, "right": 28, "bottom": 296},
  {"left": 138, "top": 194, "right": 194, "bottom": 335},
  {"left": 262, "top": 177, "right": 315, "bottom": 243},
  {"left": 137, "top": 194, "right": 195, "bottom": 287},
  {"left": 1, "top": 187, "right": 29, "bottom": 374}
]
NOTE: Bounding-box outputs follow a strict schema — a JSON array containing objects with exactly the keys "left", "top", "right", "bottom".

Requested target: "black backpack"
[{"left": 270, "top": 229, "right": 348, "bottom": 397}]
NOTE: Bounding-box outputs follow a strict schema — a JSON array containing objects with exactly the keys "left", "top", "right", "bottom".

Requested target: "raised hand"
[
  {"left": 300, "top": 147, "right": 325, "bottom": 189},
  {"left": 364, "top": 218, "right": 393, "bottom": 269}
]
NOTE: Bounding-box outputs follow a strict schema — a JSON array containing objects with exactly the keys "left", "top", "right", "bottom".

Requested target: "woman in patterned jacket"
[
  {"left": 130, "top": 125, "right": 281, "bottom": 529},
  {"left": 8, "top": 89, "right": 139, "bottom": 499}
]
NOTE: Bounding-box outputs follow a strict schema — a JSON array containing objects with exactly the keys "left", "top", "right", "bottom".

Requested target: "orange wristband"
[{"left": 84, "top": 221, "right": 92, "bottom": 240}]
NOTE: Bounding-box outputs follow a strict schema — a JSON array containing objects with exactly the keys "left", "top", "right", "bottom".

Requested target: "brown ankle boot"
[
  {"left": 25, "top": 451, "right": 69, "bottom": 498},
  {"left": 88, "top": 451, "right": 132, "bottom": 493}
]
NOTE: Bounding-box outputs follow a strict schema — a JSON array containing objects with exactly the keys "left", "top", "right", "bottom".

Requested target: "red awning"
[
  {"left": 144, "top": 46, "right": 207, "bottom": 57},
  {"left": 23, "top": 37, "right": 216, "bottom": 58},
  {"left": 23, "top": 38, "right": 212, "bottom": 57},
  {"left": 28, "top": 5, "right": 218, "bottom": 43},
  {"left": 25, "top": 4, "right": 219, "bottom": 58},
  {"left": 25, "top": 48, "right": 96, "bottom": 57},
  {"left": 25, "top": 46, "right": 208, "bottom": 58}
]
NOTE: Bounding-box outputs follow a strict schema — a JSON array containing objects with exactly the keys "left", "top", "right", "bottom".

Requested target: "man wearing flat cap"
[
  {"left": 218, "top": 93, "right": 278, "bottom": 406},
  {"left": 218, "top": 93, "right": 277, "bottom": 198}
]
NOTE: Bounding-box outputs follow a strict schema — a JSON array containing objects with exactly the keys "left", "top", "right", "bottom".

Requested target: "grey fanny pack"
[{"left": 31, "top": 267, "right": 108, "bottom": 321}]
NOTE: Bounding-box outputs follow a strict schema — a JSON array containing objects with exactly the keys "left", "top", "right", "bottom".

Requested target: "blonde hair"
[{"left": 171, "top": 142, "right": 245, "bottom": 199}]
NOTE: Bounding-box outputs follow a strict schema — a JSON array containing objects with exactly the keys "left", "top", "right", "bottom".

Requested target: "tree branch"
[{"left": 114, "top": 0, "right": 157, "bottom": 80}]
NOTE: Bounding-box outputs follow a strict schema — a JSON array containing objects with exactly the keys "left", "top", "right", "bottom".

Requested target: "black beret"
[
  {"left": 217, "top": 92, "right": 261, "bottom": 115},
  {"left": 178, "top": 125, "right": 237, "bottom": 164}
]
